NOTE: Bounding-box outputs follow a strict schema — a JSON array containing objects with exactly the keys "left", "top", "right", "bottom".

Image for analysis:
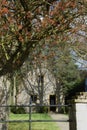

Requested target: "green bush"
[
  {"left": 11, "top": 106, "right": 26, "bottom": 114},
  {"left": 36, "top": 106, "right": 48, "bottom": 113},
  {"left": 59, "top": 106, "right": 68, "bottom": 114},
  {"left": 16, "top": 107, "right": 26, "bottom": 114},
  {"left": 11, "top": 106, "right": 16, "bottom": 114}
]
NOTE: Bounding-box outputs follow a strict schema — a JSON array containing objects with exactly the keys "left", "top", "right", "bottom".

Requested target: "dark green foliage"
[
  {"left": 64, "top": 79, "right": 85, "bottom": 114},
  {"left": 11, "top": 106, "right": 26, "bottom": 114},
  {"left": 11, "top": 107, "right": 17, "bottom": 114},
  {"left": 36, "top": 106, "right": 48, "bottom": 113},
  {"left": 65, "top": 79, "right": 85, "bottom": 101}
]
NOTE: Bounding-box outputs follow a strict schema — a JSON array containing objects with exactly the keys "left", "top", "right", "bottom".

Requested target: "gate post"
[
  {"left": 29, "top": 98, "right": 32, "bottom": 130},
  {"left": 69, "top": 92, "right": 87, "bottom": 130},
  {"left": 69, "top": 100, "right": 76, "bottom": 130}
]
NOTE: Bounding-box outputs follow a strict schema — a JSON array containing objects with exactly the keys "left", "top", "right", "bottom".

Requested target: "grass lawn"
[{"left": 8, "top": 113, "right": 60, "bottom": 130}]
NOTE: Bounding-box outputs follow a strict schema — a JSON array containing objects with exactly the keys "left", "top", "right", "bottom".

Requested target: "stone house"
[{"left": 10, "top": 68, "right": 62, "bottom": 112}]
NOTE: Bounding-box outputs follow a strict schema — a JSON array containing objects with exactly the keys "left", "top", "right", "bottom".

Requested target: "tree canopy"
[{"left": 0, "top": 0, "right": 87, "bottom": 76}]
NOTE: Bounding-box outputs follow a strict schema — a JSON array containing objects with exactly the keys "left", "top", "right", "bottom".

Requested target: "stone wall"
[{"left": 69, "top": 92, "right": 87, "bottom": 130}]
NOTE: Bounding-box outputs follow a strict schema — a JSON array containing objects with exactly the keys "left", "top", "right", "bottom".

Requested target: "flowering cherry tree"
[
  {"left": 0, "top": 0, "right": 87, "bottom": 76},
  {"left": 0, "top": 0, "right": 87, "bottom": 129}
]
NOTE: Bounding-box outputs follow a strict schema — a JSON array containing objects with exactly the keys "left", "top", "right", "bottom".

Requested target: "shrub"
[
  {"left": 16, "top": 107, "right": 26, "bottom": 114},
  {"left": 36, "top": 106, "right": 48, "bottom": 113},
  {"left": 11, "top": 106, "right": 17, "bottom": 114},
  {"left": 11, "top": 106, "right": 26, "bottom": 114}
]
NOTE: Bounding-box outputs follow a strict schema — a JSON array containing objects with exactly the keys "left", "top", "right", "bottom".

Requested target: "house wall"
[{"left": 16, "top": 69, "right": 56, "bottom": 112}]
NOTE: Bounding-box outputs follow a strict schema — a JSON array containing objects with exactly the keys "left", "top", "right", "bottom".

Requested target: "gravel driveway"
[{"left": 50, "top": 113, "right": 69, "bottom": 130}]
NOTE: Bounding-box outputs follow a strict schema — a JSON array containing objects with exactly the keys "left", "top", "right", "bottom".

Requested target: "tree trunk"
[
  {"left": 55, "top": 79, "right": 63, "bottom": 113},
  {"left": 0, "top": 76, "right": 10, "bottom": 130}
]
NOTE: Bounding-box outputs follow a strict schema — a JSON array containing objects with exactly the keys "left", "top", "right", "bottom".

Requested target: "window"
[{"left": 31, "top": 95, "right": 37, "bottom": 103}]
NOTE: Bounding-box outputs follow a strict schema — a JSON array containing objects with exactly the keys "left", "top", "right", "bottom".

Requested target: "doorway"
[{"left": 50, "top": 95, "right": 56, "bottom": 112}]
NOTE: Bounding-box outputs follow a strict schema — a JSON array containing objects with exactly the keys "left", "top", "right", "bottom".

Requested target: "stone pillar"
[{"left": 69, "top": 92, "right": 87, "bottom": 130}]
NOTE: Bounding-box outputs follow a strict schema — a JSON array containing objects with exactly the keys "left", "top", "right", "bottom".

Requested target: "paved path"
[{"left": 50, "top": 113, "right": 69, "bottom": 130}]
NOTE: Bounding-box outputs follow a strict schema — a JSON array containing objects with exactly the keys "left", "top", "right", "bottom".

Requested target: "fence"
[{"left": 0, "top": 100, "right": 71, "bottom": 130}]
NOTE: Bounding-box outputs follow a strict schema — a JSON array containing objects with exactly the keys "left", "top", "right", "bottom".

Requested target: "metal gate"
[{"left": 0, "top": 100, "right": 71, "bottom": 130}]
